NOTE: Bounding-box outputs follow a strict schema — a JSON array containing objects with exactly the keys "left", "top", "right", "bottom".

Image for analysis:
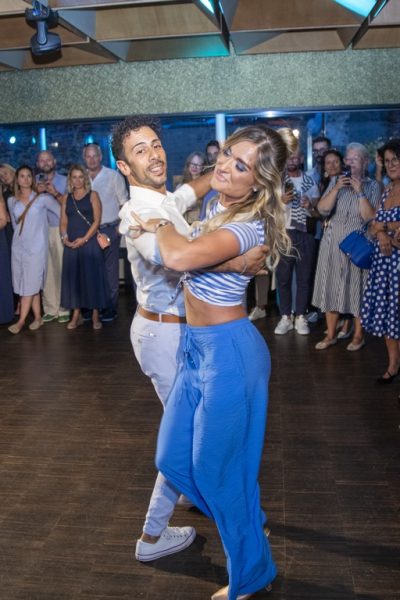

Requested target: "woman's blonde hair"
[
  {"left": 197, "top": 125, "right": 298, "bottom": 266},
  {"left": 67, "top": 164, "right": 91, "bottom": 194},
  {"left": 0, "top": 163, "right": 16, "bottom": 180}
]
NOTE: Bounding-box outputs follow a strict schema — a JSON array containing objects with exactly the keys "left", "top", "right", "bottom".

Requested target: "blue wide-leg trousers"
[{"left": 156, "top": 317, "right": 277, "bottom": 600}]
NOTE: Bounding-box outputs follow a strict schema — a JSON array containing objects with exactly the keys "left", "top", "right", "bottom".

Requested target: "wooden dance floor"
[{"left": 1, "top": 291, "right": 399, "bottom": 599}]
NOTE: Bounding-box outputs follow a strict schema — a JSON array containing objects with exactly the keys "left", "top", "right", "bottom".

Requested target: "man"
[
  {"left": 275, "top": 148, "right": 320, "bottom": 336},
  {"left": 83, "top": 143, "right": 128, "bottom": 321},
  {"left": 308, "top": 135, "right": 331, "bottom": 186},
  {"left": 111, "top": 115, "right": 267, "bottom": 563},
  {"left": 36, "top": 150, "right": 69, "bottom": 323}
]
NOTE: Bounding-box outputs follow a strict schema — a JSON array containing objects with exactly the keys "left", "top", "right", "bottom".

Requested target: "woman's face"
[
  {"left": 324, "top": 153, "right": 342, "bottom": 178},
  {"left": 17, "top": 168, "right": 33, "bottom": 190},
  {"left": 211, "top": 140, "right": 257, "bottom": 204},
  {"left": 0, "top": 167, "right": 14, "bottom": 186},
  {"left": 187, "top": 155, "right": 204, "bottom": 180},
  {"left": 344, "top": 148, "right": 365, "bottom": 178},
  {"left": 383, "top": 150, "right": 400, "bottom": 182},
  {"left": 70, "top": 169, "right": 85, "bottom": 190}
]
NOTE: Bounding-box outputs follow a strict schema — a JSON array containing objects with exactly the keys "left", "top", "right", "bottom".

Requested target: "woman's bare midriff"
[{"left": 184, "top": 288, "right": 247, "bottom": 326}]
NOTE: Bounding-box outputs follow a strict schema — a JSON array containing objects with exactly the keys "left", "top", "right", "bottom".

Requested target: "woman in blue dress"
[
  {"left": 0, "top": 195, "right": 14, "bottom": 324},
  {"left": 7, "top": 165, "right": 60, "bottom": 334},
  {"left": 133, "top": 125, "right": 297, "bottom": 600},
  {"left": 361, "top": 138, "right": 400, "bottom": 383},
  {"left": 60, "top": 164, "right": 109, "bottom": 330}
]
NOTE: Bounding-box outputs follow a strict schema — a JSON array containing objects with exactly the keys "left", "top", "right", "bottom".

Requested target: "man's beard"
[{"left": 40, "top": 166, "right": 55, "bottom": 174}]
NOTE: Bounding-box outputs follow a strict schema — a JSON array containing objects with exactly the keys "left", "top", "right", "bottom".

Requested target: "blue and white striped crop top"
[{"left": 184, "top": 203, "right": 265, "bottom": 306}]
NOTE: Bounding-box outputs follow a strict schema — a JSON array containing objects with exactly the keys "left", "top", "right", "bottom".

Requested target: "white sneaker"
[
  {"left": 274, "top": 315, "right": 293, "bottom": 335},
  {"left": 135, "top": 526, "right": 196, "bottom": 562},
  {"left": 248, "top": 307, "right": 266, "bottom": 321},
  {"left": 295, "top": 315, "right": 310, "bottom": 335}
]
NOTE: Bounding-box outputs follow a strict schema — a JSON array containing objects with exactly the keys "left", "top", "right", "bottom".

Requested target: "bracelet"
[
  {"left": 60, "top": 232, "right": 67, "bottom": 241},
  {"left": 155, "top": 219, "right": 171, "bottom": 231},
  {"left": 356, "top": 192, "right": 365, "bottom": 199},
  {"left": 240, "top": 255, "right": 247, "bottom": 275}
]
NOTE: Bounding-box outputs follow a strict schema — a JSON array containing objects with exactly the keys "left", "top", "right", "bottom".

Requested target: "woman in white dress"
[{"left": 7, "top": 165, "right": 60, "bottom": 334}]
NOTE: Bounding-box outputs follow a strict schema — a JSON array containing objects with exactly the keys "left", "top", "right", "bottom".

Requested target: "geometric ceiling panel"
[
  {"left": 353, "top": 0, "right": 400, "bottom": 49},
  {"left": 232, "top": 29, "right": 356, "bottom": 55},
  {"left": 0, "top": 0, "right": 395, "bottom": 71},
  {"left": 229, "top": 0, "right": 364, "bottom": 31},
  {"left": 95, "top": 5, "right": 219, "bottom": 40}
]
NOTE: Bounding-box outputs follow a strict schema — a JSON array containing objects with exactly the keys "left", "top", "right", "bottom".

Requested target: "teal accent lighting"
[
  {"left": 39, "top": 127, "right": 47, "bottom": 150},
  {"left": 333, "top": 0, "right": 376, "bottom": 17},
  {"left": 199, "top": 0, "right": 215, "bottom": 14}
]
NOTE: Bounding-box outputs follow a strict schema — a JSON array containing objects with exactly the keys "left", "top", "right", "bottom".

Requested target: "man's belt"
[{"left": 137, "top": 306, "right": 186, "bottom": 324}]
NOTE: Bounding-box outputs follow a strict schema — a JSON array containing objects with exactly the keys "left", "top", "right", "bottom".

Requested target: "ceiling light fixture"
[
  {"left": 333, "top": 0, "right": 376, "bottom": 17},
  {"left": 198, "top": 0, "right": 215, "bottom": 15}
]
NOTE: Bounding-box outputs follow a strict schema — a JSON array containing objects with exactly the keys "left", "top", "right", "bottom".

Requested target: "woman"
[
  {"left": 179, "top": 151, "right": 207, "bottom": 224},
  {"left": 312, "top": 143, "right": 381, "bottom": 350},
  {"left": 7, "top": 165, "right": 60, "bottom": 334},
  {"left": 318, "top": 149, "right": 353, "bottom": 339},
  {"left": 361, "top": 138, "right": 400, "bottom": 383},
  {"left": 0, "top": 163, "right": 16, "bottom": 249},
  {"left": 60, "top": 164, "right": 109, "bottom": 330},
  {"left": 133, "top": 125, "right": 297, "bottom": 600},
  {"left": 319, "top": 148, "right": 344, "bottom": 196},
  {"left": 0, "top": 195, "right": 14, "bottom": 324}
]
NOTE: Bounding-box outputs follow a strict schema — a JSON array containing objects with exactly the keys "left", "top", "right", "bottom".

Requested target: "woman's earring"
[{"left": 252, "top": 187, "right": 258, "bottom": 193}]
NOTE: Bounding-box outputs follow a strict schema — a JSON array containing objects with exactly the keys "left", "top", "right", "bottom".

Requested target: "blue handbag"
[{"left": 339, "top": 223, "right": 375, "bottom": 269}]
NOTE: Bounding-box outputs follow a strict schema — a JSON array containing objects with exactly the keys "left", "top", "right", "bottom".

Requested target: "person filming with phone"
[
  {"left": 312, "top": 143, "right": 381, "bottom": 351},
  {"left": 35, "top": 150, "right": 70, "bottom": 324}
]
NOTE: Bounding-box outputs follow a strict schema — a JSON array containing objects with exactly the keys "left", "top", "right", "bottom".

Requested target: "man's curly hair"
[{"left": 111, "top": 115, "right": 162, "bottom": 162}]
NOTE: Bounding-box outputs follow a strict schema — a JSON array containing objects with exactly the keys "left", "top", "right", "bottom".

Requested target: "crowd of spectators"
[
  {"left": 1, "top": 131, "right": 399, "bottom": 391},
  {"left": 0, "top": 142, "right": 128, "bottom": 333}
]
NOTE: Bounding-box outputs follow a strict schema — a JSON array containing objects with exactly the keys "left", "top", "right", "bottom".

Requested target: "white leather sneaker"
[
  {"left": 135, "top": 526, "right": 196, "bottom": 562},
  {"left": 295, "top": 315, "right": 310, "bottom": 335},
  {"left": 274, "top": 315, "right": 294, "bottom": 335},
  {"left": 248, "top": 307, "right": 267, "bottom": 321}
]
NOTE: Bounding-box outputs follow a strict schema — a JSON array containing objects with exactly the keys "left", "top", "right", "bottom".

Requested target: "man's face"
[
  {"left": 117, "top": 126, "right": 167, "bottom": 191},
  {"left": 37, "top": 151, "right": 56, "bottom": 174},
  {"left": 286, "top": 152, "right": 303, "bottom": 173},
  {"left": 83, "top": 145, "right": 102, "bottom": 172},
  {"left": 206, "top": 145, "right": 219, "bottom": 164},
  {"left": 312, "top": 141, "right": 330, "bottom": 165}
]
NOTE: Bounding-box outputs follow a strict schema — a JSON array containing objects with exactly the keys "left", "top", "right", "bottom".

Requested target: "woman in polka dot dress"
[{"left": 361, "top": 138, "right": 400, "bottom": 384}]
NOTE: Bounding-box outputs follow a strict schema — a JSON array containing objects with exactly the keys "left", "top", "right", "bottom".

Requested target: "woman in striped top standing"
[
  {"left": 133, "top": 125, "right": 297, "bottom": 600},
  {"left": 312, "top": 143, "right": 381, "bottom": 351}
]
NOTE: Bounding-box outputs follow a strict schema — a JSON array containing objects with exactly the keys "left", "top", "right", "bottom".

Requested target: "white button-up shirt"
[
  {"left": 119, "top": 184, "right": 196, "bottom": 316},
  {"left": 90, "top": 166, "right": 128, "bottom": 224}
]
